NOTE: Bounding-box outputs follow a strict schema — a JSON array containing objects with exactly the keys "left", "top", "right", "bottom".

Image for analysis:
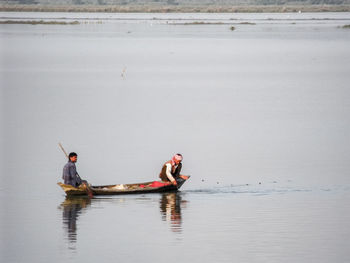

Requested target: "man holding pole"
[
  {"left": 59, "top": 143, "right": 93, "bottom": 197},
  {"left": 62, "top": 152, "right": 84, "bottom": 187}
]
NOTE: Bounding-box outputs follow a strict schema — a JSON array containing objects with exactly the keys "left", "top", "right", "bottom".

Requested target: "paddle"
[{"left": 58, "top": 143, "right": 93, "bottom": 198}]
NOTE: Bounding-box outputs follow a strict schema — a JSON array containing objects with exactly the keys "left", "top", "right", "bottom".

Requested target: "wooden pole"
[{"left": 58, "top": 142, "right": 68, "bottom": 159}]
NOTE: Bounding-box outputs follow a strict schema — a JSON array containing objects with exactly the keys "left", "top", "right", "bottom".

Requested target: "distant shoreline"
[
  {"left": 0, "top": 20, "right": 80, "bottom": 25},
  {"left": 1, "top": 4, "right": 350, "bottom": 13}
]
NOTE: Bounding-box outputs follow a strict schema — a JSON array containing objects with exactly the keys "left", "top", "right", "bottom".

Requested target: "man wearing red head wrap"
[{"left": 159, "top": 154, "right": 183, "bottom": 186}]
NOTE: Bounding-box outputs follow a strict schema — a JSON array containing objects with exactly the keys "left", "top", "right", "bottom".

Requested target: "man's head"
[
  {"left": 69, "top": 152, "right": 78, "bottom": 163},
  {"left": 172, "top": 153, "right": 183, "bottom": 165}
]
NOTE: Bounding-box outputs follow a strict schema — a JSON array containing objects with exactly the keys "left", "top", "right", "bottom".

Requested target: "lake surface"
[{"left": 1, "top": 12, "right": 350, "bottom": 263}]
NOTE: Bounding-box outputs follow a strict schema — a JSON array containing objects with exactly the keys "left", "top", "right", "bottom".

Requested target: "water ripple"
[{"left": 182, "top": 183, "right": 345, "bottom": 196}]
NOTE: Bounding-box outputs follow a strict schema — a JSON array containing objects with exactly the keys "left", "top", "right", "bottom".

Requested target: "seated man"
[
  {"left": 159, "top": 153, "right": 187, "bottom": 186},
  {"left": 62, "top": 152, "right": 84, "bottom": 187}
]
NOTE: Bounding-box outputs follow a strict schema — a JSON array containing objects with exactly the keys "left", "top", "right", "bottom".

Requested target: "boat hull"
[{"left": 58, "top": 177, "right": 189, "bottom": 197}]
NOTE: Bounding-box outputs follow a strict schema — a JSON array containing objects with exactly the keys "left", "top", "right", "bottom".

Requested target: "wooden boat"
[{"left": 57, "top": 176, "right": 190, "bottom": 197}]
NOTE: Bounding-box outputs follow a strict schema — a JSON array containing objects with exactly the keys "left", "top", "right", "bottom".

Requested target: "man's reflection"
[
  {"left": 59, "top": 197, "right": 91, "bottom": 249},
  {"left": 159, "top": 192, "right": 187, "bottom": 233}
]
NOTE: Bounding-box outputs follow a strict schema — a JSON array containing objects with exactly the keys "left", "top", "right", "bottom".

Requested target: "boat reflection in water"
[
  {"left": 159, "top": 192, "right": 187, "bottom": 233},
  {"left": 59, "top": 197, "right": 91, "bottom": 249},
  {"left": 58, "top": 192, "right": 188, "bottom": 250}
]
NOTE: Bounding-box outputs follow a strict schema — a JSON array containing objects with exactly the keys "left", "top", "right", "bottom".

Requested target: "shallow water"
[{"left": 1, "top": 12, "right": 350, "bottom": 263}]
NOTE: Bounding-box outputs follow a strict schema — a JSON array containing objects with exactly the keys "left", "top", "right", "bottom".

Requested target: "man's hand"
[{"left": 172, "top": 180, "right": 178, "bottom": 186}]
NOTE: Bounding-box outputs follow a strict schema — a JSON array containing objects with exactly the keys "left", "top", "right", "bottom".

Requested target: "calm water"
[{"left": 1, "top": 12, "right": 350, "bottom": 263}]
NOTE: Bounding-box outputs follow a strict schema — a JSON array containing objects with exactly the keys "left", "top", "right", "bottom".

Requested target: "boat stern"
[{"left": 57, "top": 182, "right": 88, "bottom": 196}]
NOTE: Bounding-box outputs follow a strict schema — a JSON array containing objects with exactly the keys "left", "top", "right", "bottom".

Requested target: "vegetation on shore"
[
  {"left": 1, "top": 4, "right": 350, "bottom": 13},
  {"left": 173, "top": 21, "right": 256, "bottom": 25},
  {"left": 0, "top": 20, "right": 80, "bottom": 25},
  {"left": 342, "top": 24, "right": 350, "bottom": 28},
  {"left": 181, "top": 21, "right": 224, "bottom": 25},
  {"left": 239, "top": 22, "right": 256, "bottom": 25}
]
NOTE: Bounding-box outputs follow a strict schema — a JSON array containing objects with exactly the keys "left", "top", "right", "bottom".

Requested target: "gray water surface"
[{"left": 1, "top": 12, "right": 350, "bottom": 263}]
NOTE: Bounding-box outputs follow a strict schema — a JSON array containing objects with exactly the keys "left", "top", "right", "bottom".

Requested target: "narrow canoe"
[{"left": 58, "top": 176, "right": 190, "bottom": 197}]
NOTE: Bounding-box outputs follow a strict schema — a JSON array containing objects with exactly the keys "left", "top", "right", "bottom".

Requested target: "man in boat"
[
  {"left": 159, "top": 154, "right": 188, "bottom": 186},
  {"left": 62, "top": 152, "right": 86, "bottom": 188}
]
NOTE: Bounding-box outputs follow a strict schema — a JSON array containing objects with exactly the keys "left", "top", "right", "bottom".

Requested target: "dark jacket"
[{"left": 62, "top": 161, "right": 82, "bottom": 187}]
